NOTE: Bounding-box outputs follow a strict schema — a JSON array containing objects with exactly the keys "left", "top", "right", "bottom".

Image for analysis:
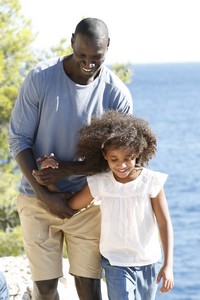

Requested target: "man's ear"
[
  {"left": 107, "top": 38, "right": 110, "bottom": 48},
  {"left": 71, "top": 33, "right": 75, "bottom": 47}
]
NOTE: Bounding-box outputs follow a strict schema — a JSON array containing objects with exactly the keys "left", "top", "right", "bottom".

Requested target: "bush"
[
  {"left": 0, "top": 226, "right": 24, "bottom": 256},
  {"left": 0, "top": 203, "right": 20, "bottom": 231}
]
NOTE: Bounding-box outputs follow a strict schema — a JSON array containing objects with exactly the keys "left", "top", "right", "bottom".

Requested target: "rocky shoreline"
[{"left": 0, "top": 256, "right": 108, "bottom": 299}]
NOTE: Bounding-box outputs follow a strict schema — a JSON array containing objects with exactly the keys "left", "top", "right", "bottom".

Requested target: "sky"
[{"left": 20, "top": 0, "right": 200, "bottom": 65}]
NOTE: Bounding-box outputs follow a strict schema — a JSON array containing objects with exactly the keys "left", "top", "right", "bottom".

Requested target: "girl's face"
[{"left": 103, "top": 147, "right": 138, "bottom": 183}]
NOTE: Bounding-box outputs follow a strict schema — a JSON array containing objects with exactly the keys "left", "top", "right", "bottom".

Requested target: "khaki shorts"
[{"left": 17, "top": 193, "right": 102, "bottom": 281}]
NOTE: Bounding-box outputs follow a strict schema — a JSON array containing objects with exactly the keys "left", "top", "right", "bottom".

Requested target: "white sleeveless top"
[{"left": 87, "top": 168, "right": 168, "bottom": 266}]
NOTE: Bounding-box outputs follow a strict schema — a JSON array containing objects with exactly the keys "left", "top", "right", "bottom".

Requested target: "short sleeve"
[
  {"left": 149, "top": 172, "right": 168, "bottom": 198},
  {"left": 87, "top": 174, "right": 101, "bottom": 198}
]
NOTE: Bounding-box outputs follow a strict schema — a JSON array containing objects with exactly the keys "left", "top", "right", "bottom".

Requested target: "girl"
[{"left": 41, "top": 110, "right": 174, "bottom": 300}]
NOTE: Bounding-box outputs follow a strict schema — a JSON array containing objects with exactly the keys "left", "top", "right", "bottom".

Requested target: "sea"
[{"left": 126, "top": 62, "right": 200, "bottom": 300}]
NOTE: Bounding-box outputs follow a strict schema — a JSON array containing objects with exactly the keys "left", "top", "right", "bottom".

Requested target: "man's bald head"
[{"left": 74, "top": 18, "right": 109, "bottom": 43}]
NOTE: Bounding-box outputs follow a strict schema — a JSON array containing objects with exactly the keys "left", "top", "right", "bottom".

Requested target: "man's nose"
[{"left": 83, "top": 59, "right": 95, "bottom": 68}]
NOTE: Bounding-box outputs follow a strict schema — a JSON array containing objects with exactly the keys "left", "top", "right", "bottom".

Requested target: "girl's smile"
[{"left": 103, "top": 148, "right": 141, "bottom": 183}]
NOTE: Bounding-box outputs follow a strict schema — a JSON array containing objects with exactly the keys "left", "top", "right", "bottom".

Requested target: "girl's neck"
[{"left": 113, "top": 167, "right": 143, "bottom": 184}]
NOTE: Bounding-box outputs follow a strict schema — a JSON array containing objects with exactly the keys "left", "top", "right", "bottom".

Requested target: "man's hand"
[
  {"left": 39, "top": 189, "right": 77, "bottom": 219},
  {"left": 15, "top": 149, "right": 77, "bottom": 219},
  {"left": 33, "top": 153, "right": 104, "bottom": 187},
  {"left": 32, "top": 153, "right": 60, "bottom": 186},
  {"left": 32, "top": 167, "right": 60, "bottom": 186}
]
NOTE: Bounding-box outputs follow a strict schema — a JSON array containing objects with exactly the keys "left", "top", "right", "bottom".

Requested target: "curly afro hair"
[{"left": 75, "top": 110, "right": 157, "bottom": 171}]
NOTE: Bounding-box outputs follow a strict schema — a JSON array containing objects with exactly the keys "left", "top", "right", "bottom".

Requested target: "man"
[{"left": 9, "top": 18, "right": 133, "bottom": 300}]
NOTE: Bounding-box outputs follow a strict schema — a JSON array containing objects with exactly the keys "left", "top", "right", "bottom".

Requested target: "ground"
[{"left": 0, "top": 255, "right": 108, "bottom": 299}]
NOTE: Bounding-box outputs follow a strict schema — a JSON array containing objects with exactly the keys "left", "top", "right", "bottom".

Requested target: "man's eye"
[
  {"left": 95, "top": 56, "right": 105, "bottom": 61},
  {"left": 74, "top": 51, "right": 84, "bottom": 58}
]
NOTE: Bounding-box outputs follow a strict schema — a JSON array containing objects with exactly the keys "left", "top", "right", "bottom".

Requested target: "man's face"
[{"left": 71, "top": 33, "right": 109, "bottom": 79}]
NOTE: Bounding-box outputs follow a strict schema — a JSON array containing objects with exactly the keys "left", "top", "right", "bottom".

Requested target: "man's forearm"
[
  {"left": 57, "top": 159, "right": 101, "bottom": 176},
  {"left": 15, "top": 148, "right": 48, "bottom": 198},
  {"left": 32, "top": 158, "right": 102, "bottom": 186}
]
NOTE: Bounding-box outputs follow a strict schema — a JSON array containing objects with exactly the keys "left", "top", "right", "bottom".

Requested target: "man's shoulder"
[
  {"left": 101, "top": 65, "right": 120, "bottom": 81},
  {"left": 101, "top": 65, "right": 132, "bottom": 104},
  {"left": 33, "top": 56, "right": 63, "bottom": 73},
  {"left": 26, "top": 57, "right": 64, "bottom": 84},
  {"left": 101, "top": 65, "right": 129, "bottom": 89}
]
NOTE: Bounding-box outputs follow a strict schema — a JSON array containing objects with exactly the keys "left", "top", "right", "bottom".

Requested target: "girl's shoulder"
[
  {"left": 143, "top": 167, "right": 168, "bottom": 178},
  {"left": 88, "top": 170, "right": 112, "bottom": 181},
  {"left": 87, "top": 170, "right": 113, "bottom": 188},
  {"left": 142, "top": 168, "right": 168, "bottom": 196}
]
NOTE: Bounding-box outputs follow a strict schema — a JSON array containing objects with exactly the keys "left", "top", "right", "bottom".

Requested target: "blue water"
[{"left": 127, "top": 62, "right": 200, "bottom": 300}]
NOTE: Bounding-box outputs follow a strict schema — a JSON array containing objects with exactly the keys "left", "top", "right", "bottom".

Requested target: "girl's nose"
[{"left": 119, "top": 161, "right": 127, "bottom": 167}]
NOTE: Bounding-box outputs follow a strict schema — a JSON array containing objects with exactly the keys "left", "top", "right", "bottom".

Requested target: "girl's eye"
[
  {"left": 124, "top": 157, "right": 132, "bottom": 161},
  {"left": 129, "top": 156, "right": 135, "bottom": 161}
]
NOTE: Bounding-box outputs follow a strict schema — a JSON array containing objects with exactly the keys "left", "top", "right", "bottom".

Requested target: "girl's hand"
[
  {"left": 37, "top": 153, "right": 59, "bottom": 169},
  {"left": 40, "top": 158, "right": 59, "bottom": 169},
  {"left": 157, "top": 265, "right": 174, "bottom": 293}
]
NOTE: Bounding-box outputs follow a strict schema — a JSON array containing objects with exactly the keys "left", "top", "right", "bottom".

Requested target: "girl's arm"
[
  {"left": 67, "top": 184, "right": 94, "bottom": 210},
  {"left": 151, "top": 188, "right": 174, "bottom": 293},
  {"left": 40, "top": 156, "right": 94, "bottom": 209}
]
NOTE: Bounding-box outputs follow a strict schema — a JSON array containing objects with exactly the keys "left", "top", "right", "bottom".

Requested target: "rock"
[
  {"left": 0, "top": 255, "right": 108, "bottom": 299},
  {"left": 0, "top": 256, "right": 32, "bottom": 299}
]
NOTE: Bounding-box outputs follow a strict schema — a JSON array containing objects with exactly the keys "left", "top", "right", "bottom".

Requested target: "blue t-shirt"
[{"left": 9, "top": 56, "right": 133, "bottom": 195}]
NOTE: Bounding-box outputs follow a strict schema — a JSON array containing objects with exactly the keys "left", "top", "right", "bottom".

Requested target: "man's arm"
[
  {"left": 16, "top": 149, "right": 76, "bottom": 218},
  {"left": 32, "top": 156, "right": 102, "bottom": 186}
]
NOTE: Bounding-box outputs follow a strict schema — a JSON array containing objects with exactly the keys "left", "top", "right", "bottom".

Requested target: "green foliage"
[
  {"left": 0, "top": 226, "right": 24, "bottom": 256},
  {"left": 112, "top": 63, "right": 133, "bottom": 83},
  {"left": 0, "top": 160, "right": 20, "bottom": 231},
  {"left": 63, "top": 244, "right": 68, "bottom": 258},
  {"left": 50, "top": 38, "right": 72, "bottom": 58},
  {"left": 0, "top": 0, "right": 36, "bottom": 161},
  {"left": 0, "top": 0, "right": 34, "bottom": 241},
  {"left": 34, "top": 38, "right": 72, "bottom": 62},
  {"left": 0, "top": 0, "right": 35, "bottom": 82}
]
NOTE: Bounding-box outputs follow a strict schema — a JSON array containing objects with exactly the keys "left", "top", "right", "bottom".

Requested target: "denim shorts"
[
  {"left": 0, "top": 271, "right": 9, "bottom": 299},
  {"left": 101, "top": 256, "right": 161, "bottom": 300}
]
